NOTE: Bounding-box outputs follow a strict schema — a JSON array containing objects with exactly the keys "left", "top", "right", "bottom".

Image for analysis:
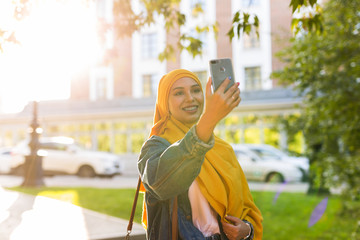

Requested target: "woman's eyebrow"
[
  {"left": 172, "top": 84, "right": 199, "bottom": 91},
  {"left": 171, "top": 86, "right": 184, "bottom": 91}
]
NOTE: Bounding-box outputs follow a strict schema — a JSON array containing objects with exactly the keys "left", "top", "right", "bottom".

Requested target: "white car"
[
  {"left": 232, "top": 144, "right": 304, "bottom": 183},
  {"left": 10, "top": 137, "right": 125, "bottom": 178},
  {"left": 243, "top": 144, "right": 309, "bottom": 181}
]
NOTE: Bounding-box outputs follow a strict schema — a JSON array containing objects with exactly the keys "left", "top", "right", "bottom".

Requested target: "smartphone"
[{"left": 209, "top": 58, "right": 235, "bottom": 93}]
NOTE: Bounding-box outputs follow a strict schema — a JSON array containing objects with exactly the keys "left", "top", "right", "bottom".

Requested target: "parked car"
[
  {"left": 232, "top": 144, "right": 304, "bottom": 183},
  {"left": 0, "top": 147, "right": 13, "bottom": 174},
  {"left": 242, "top": 144, "right": 309, "bottom": 181},
  {"left": 10, "top": 137, "right": 125, "bottom": 178}
]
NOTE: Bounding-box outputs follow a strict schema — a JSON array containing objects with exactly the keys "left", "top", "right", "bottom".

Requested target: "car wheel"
[
  {"left": 265, "top": 172, "right": 285, "bottom": 183},
  {"left": 77, "top": 165, "right": 96, "bottom": 178}
]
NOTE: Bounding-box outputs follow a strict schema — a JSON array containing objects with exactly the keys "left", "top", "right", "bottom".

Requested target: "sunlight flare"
[{"left": 0, "top": 0, "right": 102, "bottom": 113}]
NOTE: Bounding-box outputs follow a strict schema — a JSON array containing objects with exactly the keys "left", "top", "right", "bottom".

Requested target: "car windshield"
[{"left": 251, "top": 148, "right": 284, "bottom": 160}]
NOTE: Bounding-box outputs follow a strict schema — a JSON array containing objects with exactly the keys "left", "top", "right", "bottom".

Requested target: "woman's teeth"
[{"left": 183, "top": 106, "right": 197, "bottom": 111}]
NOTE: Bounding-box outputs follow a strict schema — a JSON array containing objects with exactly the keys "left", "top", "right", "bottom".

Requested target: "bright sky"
[{"left": 0, "top": 0, "right": 101, "bottom": 113}]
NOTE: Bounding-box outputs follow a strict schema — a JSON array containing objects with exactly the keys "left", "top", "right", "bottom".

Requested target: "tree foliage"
[
  {"left": 1, "top": 0, "right": 323, "bottom": 60},
  {"left": 272, "top": 0, "right": 360, "bottom": 201}
]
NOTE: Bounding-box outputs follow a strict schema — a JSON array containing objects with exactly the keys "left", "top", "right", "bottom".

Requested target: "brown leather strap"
[
  {"left": 126, "top": 177, "right": 178, "bottom": 240},
  {"left": 171, "top": 196, "right": 178, "bottom": 240},
  {"left": 126, "top": 176, "right": 142, "bottom": 239}
]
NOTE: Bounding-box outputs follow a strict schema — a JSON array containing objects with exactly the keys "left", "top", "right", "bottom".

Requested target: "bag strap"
[
  {"left": 172, "top": 196, "right": 178, "bottom": 240},
  {"left": 126, "top": 176, "right": 178, "bottom": 240},
  {"left": 125, "top": 176, "right": 142, "bottom": 240}
]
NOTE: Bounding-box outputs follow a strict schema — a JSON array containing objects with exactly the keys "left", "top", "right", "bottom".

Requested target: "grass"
[{"left": 8, "top": 187, "right": 360, "bottom": 240}]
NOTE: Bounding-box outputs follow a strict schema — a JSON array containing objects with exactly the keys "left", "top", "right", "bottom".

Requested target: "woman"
[{"left": 138, "top": 69, "right": 263, "bottom": 239}]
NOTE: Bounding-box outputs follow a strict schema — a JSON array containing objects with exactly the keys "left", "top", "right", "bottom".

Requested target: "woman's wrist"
[
  {"left": 196, "top": 113, "right": 216, "bottom": 143},
  {"left": 241, "top": 220, "right": 254, "bottom": 240}
]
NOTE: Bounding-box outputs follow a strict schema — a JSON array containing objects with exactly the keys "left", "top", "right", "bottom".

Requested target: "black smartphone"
[{"left": 209, "top": 58, "right": 235, "bottom": 93}]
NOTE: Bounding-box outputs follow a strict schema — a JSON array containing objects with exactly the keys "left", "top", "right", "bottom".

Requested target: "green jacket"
[{"left": 138, "top": 126, "right": 215, "bottom": 239}]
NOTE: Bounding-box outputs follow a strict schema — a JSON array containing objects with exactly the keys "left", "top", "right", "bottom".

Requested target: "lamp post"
[{"left": 21, "top": 101, "right": 45, "bottom": 187}]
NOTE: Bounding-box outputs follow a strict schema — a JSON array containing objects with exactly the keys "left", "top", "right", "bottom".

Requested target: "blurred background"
[{"left": 0, "top": 0, "right": 359, "bottom": 239}]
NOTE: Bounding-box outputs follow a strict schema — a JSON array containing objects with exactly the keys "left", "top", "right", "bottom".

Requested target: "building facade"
[{"left": 70, "top": 0, "right": 293, "bottom": 100}]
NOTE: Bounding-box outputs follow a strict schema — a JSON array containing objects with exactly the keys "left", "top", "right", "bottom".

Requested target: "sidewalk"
[{"left": 0, "top": 186, "right": 146, "bottom": 240}]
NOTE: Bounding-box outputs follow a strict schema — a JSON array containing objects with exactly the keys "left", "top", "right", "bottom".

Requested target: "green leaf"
[
  {"left": 233, "top": 11, "right": 240, "bottom": 23},
  {"left": 243, "top": 24, "right": 251, "bottom": 35},
  {"left": 158, "top": 44, "right": 175, "bottom": 62},
  {"left": 191, "top": 3, "right": 203, "bottom": 17},
  {"left": 243, "top": 12, "right": 250, "bottom": 23},
  {"left": 227, "top": 27, "right": 235, "bottom": 41},
  {"left": 291, "top": 18, "right": 299, "bottom": 33},
  {"left": 237, "top": 23, "right": 243, "bottom": 37},
  {"left": 177, "top": 12, "right": 186, "bottom": 26},
  {"left": 290, "top": 0, "right": 300, "bottom": 13},
  {"left": 254, "top": 16, "right": 259, "bottom": 28},
  {"left": 309, "top": 0, "right": 317, "bottom": 7}
]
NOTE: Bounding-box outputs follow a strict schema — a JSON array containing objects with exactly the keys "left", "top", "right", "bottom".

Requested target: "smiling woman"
[{"left": 0, "top": 0, "right": 101, "bottom": 113}]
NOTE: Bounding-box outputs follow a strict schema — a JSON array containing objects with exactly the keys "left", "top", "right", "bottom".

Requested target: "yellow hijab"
[{"left": 142, "top": 69, "right": 263, "bottom": 239}]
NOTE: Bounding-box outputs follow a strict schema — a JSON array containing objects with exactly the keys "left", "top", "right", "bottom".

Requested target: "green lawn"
[{"left": 8, "top": 187, "right": 359, "bottom": 239}]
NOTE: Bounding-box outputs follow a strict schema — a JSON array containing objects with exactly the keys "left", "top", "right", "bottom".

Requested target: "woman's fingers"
[
  {"left": 224, "top": 81, "right": 239, "bottom": 97},
  {"left": 224, "top": 82, "right": 240, "bottom": 107},
  {"left": 225, "top": 215, "right": 242, "bottom": 224},
  {"left": 203, "top": 77, "right": 241, "bottom": 125},
  {"left": 215, "top": 78, "right": 231, "bottom": 94}
]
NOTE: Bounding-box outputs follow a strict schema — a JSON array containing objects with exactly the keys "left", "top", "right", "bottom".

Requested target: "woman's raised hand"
[
  {"left": 196, "top": 77, "right": 241, "bottom": 143},
  {"left": 204, "top": 77, "right": 241, "bottom": 125}
]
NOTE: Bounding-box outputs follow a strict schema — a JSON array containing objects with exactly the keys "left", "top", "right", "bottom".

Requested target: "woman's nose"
[{"left": 185, "top": 92, "right": 195, "bottom": 101}]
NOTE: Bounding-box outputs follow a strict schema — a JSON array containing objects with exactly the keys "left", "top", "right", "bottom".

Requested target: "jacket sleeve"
[{"left": 138, "top": 126, "right": 214, "bottom": 200}]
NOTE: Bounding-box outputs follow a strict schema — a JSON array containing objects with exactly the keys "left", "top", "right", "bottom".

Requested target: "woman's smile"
[{"left": 182, "top": 105, "right": 198, "bottom": 112}]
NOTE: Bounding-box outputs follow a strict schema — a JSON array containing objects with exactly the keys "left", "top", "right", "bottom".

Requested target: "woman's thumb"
[{"left": 206, "top": 77, "right": 212, "bottom": 96}]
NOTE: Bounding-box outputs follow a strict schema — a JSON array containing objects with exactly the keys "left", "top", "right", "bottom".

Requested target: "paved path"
[{"left": 0, "top": 186, "right": 145, "bottom": 240}]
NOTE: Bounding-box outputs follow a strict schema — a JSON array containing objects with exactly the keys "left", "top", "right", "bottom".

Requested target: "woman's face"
[{"left": 168, "top": 77, "right": 204, "bottom": 125}]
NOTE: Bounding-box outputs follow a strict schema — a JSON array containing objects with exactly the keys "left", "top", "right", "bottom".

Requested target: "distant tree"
[
  {"left": 272, "top": 0, "right": 360, "bottom": 202},
  {"left": 1, "top": 0, "right": 322, "bottom": 59}
]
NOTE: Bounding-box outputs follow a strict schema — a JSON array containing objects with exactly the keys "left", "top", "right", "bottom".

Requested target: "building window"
[
  {"left": 143, "top": 74, "right": 157, "bottom": 97},
  {"left": 90, "top": 66, "right": 113, "bottom": 101},
  {"left": 141, "top": 33, "right": 158, "bottom": 59},
  {"left": 244, "top": 67, "right": 261, "bottom": 91},
  {"left": 243, "top": 27, "right": 260, "bottom": 49},
  {"left": 95, "top": 77, "right": 108, "bottom": 100}
]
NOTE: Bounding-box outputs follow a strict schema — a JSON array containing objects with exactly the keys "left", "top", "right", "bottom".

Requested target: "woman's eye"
[
  {"left": 193, "top": 88, "right": 201, "bottom": 93},
  {"left": 174, "top": 91, "right": 183, "bottom": 96}
]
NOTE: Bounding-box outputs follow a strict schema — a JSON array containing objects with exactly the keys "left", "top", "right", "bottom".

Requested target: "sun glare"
[{"left": 0, "top": 0, "right": 101, "bottom": 113}]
